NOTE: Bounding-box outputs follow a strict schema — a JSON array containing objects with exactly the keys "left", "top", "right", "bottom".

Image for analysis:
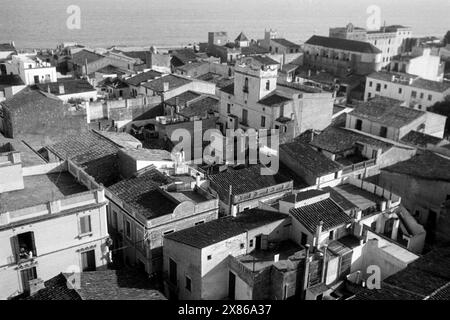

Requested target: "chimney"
[
  {"left": 391, "top": 75, "right": 395, "bottom": 82},
  {"left": 47, "top": 85, "right": 51, "bottom": 94},
  {"left": 59, "top": 84, "right": 65, "bottom": 95},
  {"left": 408, "top": 78, "right": 414, "bottom": 85},
  {"left": 315, "top": 220, "right": 323, "bottom": 248},
  {"left": 308, "top": 69, "right": 312, "bottom": 77},
  {"left": 229, "top": 185, "right": 235, "bottom": 217},
  {"left": 195, "top": 173, "right": 201, "bottom": 187},
  {"left": 163, "top": 82, "right": 169, "bottom": 92},
  {"left": 274, "top": 254, "right": 280, "bottom": 263},
  {"left": 29, "top": 278, "right": 45, "bottom": 296},
  {"left": 380, "top": 201, "right": 387, "bottom": 211},
  {"left": 175, "top": 96, "right": 179, "bottom": 106}
]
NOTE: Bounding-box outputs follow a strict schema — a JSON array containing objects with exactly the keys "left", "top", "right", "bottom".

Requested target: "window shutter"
[
  {"left": 10, "top": 236, "right": 19, "bottom": 263},
  {"left": 30, "top": 232, "right": 37, "bottom": 257}
]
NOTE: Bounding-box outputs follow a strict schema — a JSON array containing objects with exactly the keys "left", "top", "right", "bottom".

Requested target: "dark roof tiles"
[{"left": 305, "top": 35, "right": 382, "bottom": 54}]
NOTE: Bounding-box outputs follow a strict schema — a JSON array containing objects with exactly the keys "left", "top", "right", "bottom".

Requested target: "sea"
[{"left": 0, "top": 0, "right": 449, "bottom": 49}]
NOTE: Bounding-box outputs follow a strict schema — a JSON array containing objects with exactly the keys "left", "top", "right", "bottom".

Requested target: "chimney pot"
[
  {"left": 163, "top": 82, "right": 169, "bottom": 92},
  {"left": 59, "top": 84, "right": 65, "bottom": 95}
]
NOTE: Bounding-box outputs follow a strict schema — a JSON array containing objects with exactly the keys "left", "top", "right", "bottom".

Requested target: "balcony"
[{"left": 341, "top": 159, "right": 376, "bottom": 175}]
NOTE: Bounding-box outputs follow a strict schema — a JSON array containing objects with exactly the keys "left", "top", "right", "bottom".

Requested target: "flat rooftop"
[
  {"left": 167, "top": 190, "right": 208, "bottom": 204},
  {"left": 236, "top": 240, "right": 304, "bottom": 272},
  {"left": 0, "top": 172, "right": 87, "bottom": 213}
]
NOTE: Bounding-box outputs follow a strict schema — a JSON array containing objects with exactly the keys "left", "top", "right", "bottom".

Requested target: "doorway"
[{"left": 81, "top": 250, "right": 96, "bottom": 271}]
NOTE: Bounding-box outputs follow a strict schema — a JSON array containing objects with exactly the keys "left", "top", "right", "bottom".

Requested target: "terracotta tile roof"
[
  {"left": 290, "top": 197, "right": 352, "bottom": 233},
  {"left": 240, "top": 45, "right": 270, "bottom": 55},
  {"left": 35, "top": 79, "right": 96, "bottom": 95},
  {"left": 178, "top": 96, "right": 219, "bottom": 118},
  {"left": 382, "top": 151, "right": 450, "bottom": 182},
  {"left": 165, "top": 90, "right": 200, "bottom": 106},
  {"left": 400, "top": 130, "right": 448, "bottom": 148},
  {"left": 280, "top": 141, "right": 343, "bottom": 176},
  {"left": 21, "top": 269, "right": 166, "bottom": 300},
  {"left": 235, "top": 32, "right": 249, "bottom": 42},
  {"left": 208, "top": 165, "right": 291, "bottom": 202},
  {"left": 71, "top": 50, "right": 105, "bottom": 65},
  {"left": 350, "top": 97, "right": 425, "bottom": 128},
  {"left": 220, "top": 83, "right": 235, "bottom": 95},
  {"left": 125, "top": 70, "right": 162, "bottom": 87},
  {"left": 108, "top": 165, "right": 176, "bottom": 219},
  {"left": 305, "top": 35, "right": 382, "bottom": 54},
  {"left": 141, "top": 74, "right": 192, "bottom": 92},
  {"left": 164, "top": 209, "right": 288, "bottom": 248},
  {"left": 352, "top": 246, "right": 450, "bottom": 300},
  {"left": 0, "top": 75, "right": 24, "bottom": 89},
  {"left": 171, "top": 48, "right": 199, "bottom": 64},
  {"left": 1, "top": 87, "right": 62, "bottom": 111},
  {"left": 272, "top": 38, "right": 300, "bottom": 48},
  {"left": 258, "top": 93, "right": 292, "bottom": 107},
  {"left": 310, "top": 127, "right": 393, "bottom": 154},
  {"left": 46, "top": 131, "right": 119, "bottom": 164}
]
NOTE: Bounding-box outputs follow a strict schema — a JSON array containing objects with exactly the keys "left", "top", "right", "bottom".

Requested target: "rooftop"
[
  {"left": 0, "top": 43, "right": 16, "bottom": 52},
  {"left": 124, "top": 70, "right": 162, "bottom": 87},
  {"left": 290, "top": 197, "right": 352, "bottom": 234},
  {"left": 368, "top": 71, "right": 450, "bottom": 92},
  {"left": 121, "top": 148, "right": 173, "bottom": 162},
  {"left": 0, "top": 135, "right": 46, "bottom": 167},
  {"left": 305, "top": 35, "right": 382, "bottom": 54},
  {"left": 400, "top": 130, "right": 448, "bottom": 148},
  {"left": 271, "top": 38, "right": 301, "bottom": 48},
  {"left": 310, "top": 126, "right": 393, "bottom": 154},
  {"left": 280, "top": 141, "right": 343, "bottom": 176},
  {"left": 208, "top": 165, "right": 291, "bottom": 202},
  {"left": 0, "top": 74, "right": 24, "bottom": 89},
  {"left": 350, "top": 97, "right": 424, "bottom": 128},
  {"left": 352, "top": 246, "right": 450, "bottom": 300},
  {"left": 164, "top": 209, "right": 288, "bottom": 249},
  {"left": 1, "top": 87, "right": 62, "bottom": 112},
  {"left": 95, "top": 131, "right": 142, "bottom": 149},
  {"left": 21, "top": 269, "right": 166, "bottom": 300},
  {"left": 331, "top": 184, "right": 384, "bottom": 212},
  {"left": 165, "top": 90, "right": 200, "bottom": 106},
  {"left": 107, "top": 166, "right": 177, "bottom": 220},
  {"left": 171, "top": 48, "right": 199, "bottom": 65},
  {"left": 0, "top": 172, "right": 87, "bottom": 213},
  {"left": 71, "top": 50, "right": 105, "bottom": 65},
  {"left": 35, "top": 79, "right": 96, "bottom": 96},
  {"left": 95, "top": 65, "right": 127, "bottom": 76},
  {"left": 141, "top": 74, "right": 192, "bottom": 92},
  {"left": 235, "top": 32, "right": 249, "bottom": 42},
  {"left": 178, "top": 96, "right": 219, "bottom": 118},
  {"left": 258, "top": 93, "right": 292, "bottom": 107},
  {"left": 382, "top": 151, "right": 450, "bottom": 182},
  {"left": 47, "top": 131, "right": 120, "bottom": 165},
  {"left": 235, "top": 240, "right": 303, "bottom": 272}
]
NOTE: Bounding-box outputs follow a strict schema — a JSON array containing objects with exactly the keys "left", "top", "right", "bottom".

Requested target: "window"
[
  {"left": 249, "top": 239, "right": 254, "bottom": 247},
  {"left": 411, "top": 91, "right": 417, "bottom": 98},
  {"left": 207, "top": 255, "right": 212, "bottom": 260},
  {"left": 243, "top": 77, "right": 249, "bottom": 93},
  {"left": 185, "top": 276, "right": 192, "bottom": 292},
  {"left": 369, "top": 81, "right": 373, "bottom": 87},
  {"left": 398, "top": 88, "right": 402, "bottom": 94},
  {"left": 355, "top": 119, "right": 362, "bottom": 131},
  {"left": 261, "top": 116, "right": 266, "bottom": 127},
  {"left": 368, "top": 92, "right": 372, "bottom": 98},
  {"left": 227, "top": 103, "right": 231, "bottom": 113},
  {"left": 163, "top": 230, "right": 175, "bottom": 235},
  {"left": 329, "top": 230, "right": 334, "bottom": 240},
  {"left": 380, "top": 126, "right": 388, "bottom": 138},
  {"left": 13, "top": 232, "right": 37, "bottom": 262},
  {"left": 428, "top": 94, "right": 432, "bottom": 101},
  {"left": 240, "top": 243, "right": 245, "bottom": 249},
  {"left": 420, "top": 92, "right": 424, "bottom": 99},
  {"left": 384, "top": 84, "right": 387, "bottom": 89},
  {"left": 195, "top": 221, "right": 205, "bottom": 226},
  {"left": 375, "top": 83, "right": 381, "bottom": 92},
  {"left": 265, "top": 80, "right": 270, "bottom": 90},
  {"left": 169, "top": 258, "right": 177, "bottom": 284},
  {"left": 242, "top": 109, "right": 248, "bottom": 126},
  {"left": 80, "top": 215, "right": 92, "bottom": 234},
  {"left": 125, "top": 220, "right": 131, "bottom": 239},
  {"left": 111, "top": 210, "right": 118, "bottom": 229},
  {"left": 81, "top": 250, "right": 96, "bottom": 271}
]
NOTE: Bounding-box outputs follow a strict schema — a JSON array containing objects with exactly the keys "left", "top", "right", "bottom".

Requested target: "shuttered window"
[{"left": 80, "top": 216, "right": 92, "bottom": 234}]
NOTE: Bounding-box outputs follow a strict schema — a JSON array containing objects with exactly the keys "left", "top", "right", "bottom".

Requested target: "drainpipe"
[
  {"left": 321, "top": 244, "right": 328, "bottom": 283},
  {"left": 302, "top": 244, "right": 311, "bottom": 299}
]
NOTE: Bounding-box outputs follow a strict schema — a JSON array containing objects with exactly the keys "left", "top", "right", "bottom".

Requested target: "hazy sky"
[{"left": 0, "top": 0, "right": 449, "bottom": 48}]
